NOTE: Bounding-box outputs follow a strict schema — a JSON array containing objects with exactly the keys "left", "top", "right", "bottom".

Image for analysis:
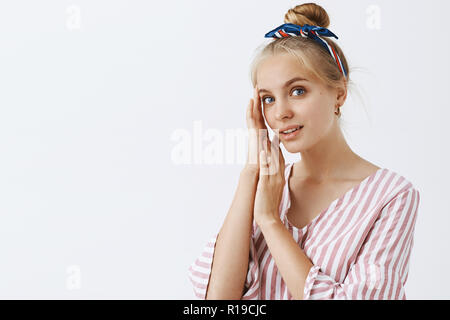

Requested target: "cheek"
[
  {"left": 299, "top": 101, "right": 321, "bottom": 124},
  {"left": 302, "top": 102, "right": 334, "bottom": 133}
]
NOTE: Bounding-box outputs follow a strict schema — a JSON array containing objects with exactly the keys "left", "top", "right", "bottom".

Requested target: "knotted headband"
[{"left": 264, "top": 23, "right": 347, "bottom": 78}]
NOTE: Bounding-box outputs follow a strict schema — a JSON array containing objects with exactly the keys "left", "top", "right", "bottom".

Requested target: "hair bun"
[{"left": 284, "top": 3, "right": 330, "bottom": 28}]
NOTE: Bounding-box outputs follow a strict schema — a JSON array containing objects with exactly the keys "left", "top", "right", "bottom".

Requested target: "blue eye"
[
  {"left": 292, "top": 88, "right": 305, "bottom": 96},
  {"left": 263, "top": 97, "right": 274, "bottom": 105}
]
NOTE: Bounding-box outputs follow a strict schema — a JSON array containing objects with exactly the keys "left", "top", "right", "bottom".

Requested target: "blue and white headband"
[{"left": 264, "top": 23, "right": 347, "bottom": 78}]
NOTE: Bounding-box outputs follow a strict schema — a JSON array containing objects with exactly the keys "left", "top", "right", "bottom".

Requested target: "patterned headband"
[{"left": 264, "top": 23, "right": 347, "bottom": 78}]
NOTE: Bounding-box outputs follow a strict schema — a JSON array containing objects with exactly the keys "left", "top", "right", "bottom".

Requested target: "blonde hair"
[{"left": 249, "top": 3, "right": 359, "bottom": 127}]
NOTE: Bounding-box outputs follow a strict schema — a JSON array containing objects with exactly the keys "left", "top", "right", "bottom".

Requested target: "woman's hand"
[
  {"left": 244, "top": 86, "right": 271, "bottom": 174},
  {"left": 253, "top": 133, "right": 286, "bottom": 228}
]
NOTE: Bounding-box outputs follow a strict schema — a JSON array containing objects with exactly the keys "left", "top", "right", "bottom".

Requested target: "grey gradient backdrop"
[{"left": 0, "top": 0, "right": 448, "bottom": 299}]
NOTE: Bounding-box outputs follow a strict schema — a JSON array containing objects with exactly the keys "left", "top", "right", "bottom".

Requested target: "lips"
[
  {"left": 279, "top": 125, "right": 303, "bottom": 134},
  {"left": 278, "top": 125, "right": 303, "bottom": 141}
]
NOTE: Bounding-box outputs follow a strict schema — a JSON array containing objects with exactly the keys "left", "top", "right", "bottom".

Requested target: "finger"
[
  {"left": 270, "top": 133, "right": 279, "bottom": 158},
  {"left": 253, "top": 86, "right": 265, "bottom": 128},
  {"left": 246, "top": 98, "right": 255, "bottom": 128},
  {"left": 267, "top": 137, "right": 278, "bottom": 176},
  {"left": 252, "top": 87, "right": 259, "bottom": 122},
  {"left": 266, "top": 135, "right": 272, "bottom": 154},
  {"left": 274, "top": 136, "right": 286, "bottom": 178},
  {"left": 247, "top": 127, "right": 258, "bottom": 166},
  {"left": 259, "top": 150, "right": 269, "bottom": 176},
  {"left": 279, "top": 144, "right": 285, "bottom": 172},
  {"left": 258, "top": 128, "right": 269, "bottom": 157},
  {"left": 269, "top": 135, "right": 285, "bottom": 176}
]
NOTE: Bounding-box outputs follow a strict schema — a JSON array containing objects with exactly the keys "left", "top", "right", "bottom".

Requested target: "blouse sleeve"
[
  {"left": 187, "top": 233, "right": 219, "bottom": 299},
  {"left": 187, "top": 230, "right": 257, "bottom": 299},
  {"left": 303, "top": 186, "right": 420, "bottom": 300}
]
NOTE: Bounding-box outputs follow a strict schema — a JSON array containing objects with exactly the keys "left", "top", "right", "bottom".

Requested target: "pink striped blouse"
[{"left": 188, "top": 162, "right": 420, "bottom": 300}]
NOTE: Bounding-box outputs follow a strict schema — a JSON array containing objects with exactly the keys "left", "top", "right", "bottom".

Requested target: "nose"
[{"left": 274, "top": 98, "right": 294, "bottom": 121}]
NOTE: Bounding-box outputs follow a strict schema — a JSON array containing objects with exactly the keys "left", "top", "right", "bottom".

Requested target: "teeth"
[{"left": 282, "top": 126, "right": 301, "bottom": 134}]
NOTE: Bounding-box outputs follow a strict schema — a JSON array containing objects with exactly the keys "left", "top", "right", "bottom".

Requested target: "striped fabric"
[
  {"left": 264, "top": 23, "right": 348, "bottom": 78},
  {"left": 188, "top": 163, "right": 420, "bottom": 300}
]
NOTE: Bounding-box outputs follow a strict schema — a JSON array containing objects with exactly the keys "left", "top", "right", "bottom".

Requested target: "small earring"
[{"left": 335, "top": 106, "right": 341, "bottom": 116}]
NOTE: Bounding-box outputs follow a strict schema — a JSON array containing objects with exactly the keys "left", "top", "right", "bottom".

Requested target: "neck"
[{"left": 293, "top": 124, "right": 360, "bottom": 182}]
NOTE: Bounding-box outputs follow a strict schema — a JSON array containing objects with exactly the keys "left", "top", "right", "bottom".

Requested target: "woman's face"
[{"left": 256, "top": 52, "right": 344, "bottom": 153}]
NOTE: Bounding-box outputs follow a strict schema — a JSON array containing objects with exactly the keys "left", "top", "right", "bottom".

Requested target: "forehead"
[{"left": 256, "top": 53, "right": 316, "bottom": 88}]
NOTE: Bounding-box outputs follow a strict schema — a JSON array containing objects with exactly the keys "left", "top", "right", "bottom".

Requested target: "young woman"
[{"left": 188, "top": 3, "right": 420, "bottom": 300}]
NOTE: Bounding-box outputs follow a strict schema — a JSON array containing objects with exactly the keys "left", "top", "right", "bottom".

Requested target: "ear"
[{"left": 336, "top": 81, "right": 347, "bottom": 107}]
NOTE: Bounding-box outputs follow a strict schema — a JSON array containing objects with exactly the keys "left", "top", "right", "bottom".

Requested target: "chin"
[
  {"left": 281, "top": 141, "right": 304, "bottom": 154},
  {"left": 281, "top": 135, "right": 317, "bottom": 153}
]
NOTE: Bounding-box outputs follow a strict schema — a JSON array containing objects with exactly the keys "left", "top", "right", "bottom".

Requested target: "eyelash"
[{"left": 262, "top": 87, "right": 306, "bottom": 105}]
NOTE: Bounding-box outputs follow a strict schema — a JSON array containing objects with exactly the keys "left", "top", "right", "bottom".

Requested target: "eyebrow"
[{"left": 258, "top": 77, "right": 308, "bottom": 93}]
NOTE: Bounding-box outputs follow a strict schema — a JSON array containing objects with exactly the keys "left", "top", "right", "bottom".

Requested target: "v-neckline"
[{"left": 283, "top": 162, "right": 385, "bottom": 232}]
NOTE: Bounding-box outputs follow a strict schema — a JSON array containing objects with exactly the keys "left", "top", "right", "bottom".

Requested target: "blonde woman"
[{"left": 188, "top": 2, "right": 420, "bottom": 300}]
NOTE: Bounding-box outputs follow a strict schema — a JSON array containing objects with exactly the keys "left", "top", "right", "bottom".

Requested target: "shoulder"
[{"left": 377, "top": 167, "right": 421, "bottom": 210}]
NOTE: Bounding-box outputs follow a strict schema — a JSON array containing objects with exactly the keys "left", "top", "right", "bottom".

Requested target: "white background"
[{"left": 0, "top": 0, "right": 448, "bottom": 299}]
